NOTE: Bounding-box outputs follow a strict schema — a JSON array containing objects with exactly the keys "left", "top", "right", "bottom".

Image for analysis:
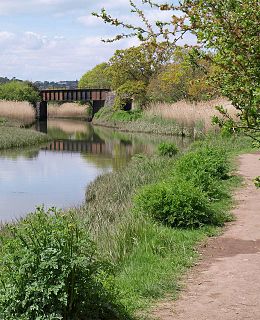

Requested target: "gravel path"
[{"left": 151, "top": 153, "right": 260, "bottom": 320}]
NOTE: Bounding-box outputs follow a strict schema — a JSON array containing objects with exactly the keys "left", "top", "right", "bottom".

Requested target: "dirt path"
[{"left": 151, "top": 153, "right": 260, "bottom": 320}]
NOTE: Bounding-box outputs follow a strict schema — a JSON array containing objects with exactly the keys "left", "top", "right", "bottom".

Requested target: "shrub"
[
  {"left": 134, "top": 179, "right": 217, "bottom": 228},
  {"left": 111, "top": 110, "right": 142, "bottom": 122},
  {"left": 0, "top": 207, "right": 127, "bottom": 320},
  {"left": 174, "top": 146, "right": 230, "bottom": 200},
  {"left": 157, "top": 142, "right": 179, "bottom": 157},
  {"left": 0, "top": 81, "right": 41, "bottom": 105}
]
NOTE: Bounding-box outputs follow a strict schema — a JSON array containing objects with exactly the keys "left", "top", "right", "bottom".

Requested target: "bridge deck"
[{"left": 40, "top": 89, "right": 110, "bottom": 102}]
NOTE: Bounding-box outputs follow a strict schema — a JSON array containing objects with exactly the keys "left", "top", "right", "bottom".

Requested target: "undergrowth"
[{"left": 0, "top": 126, "right": 50, "bottom": 150}]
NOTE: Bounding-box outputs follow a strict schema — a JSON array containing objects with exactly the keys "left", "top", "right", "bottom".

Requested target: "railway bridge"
[{"left": 36, "top": 88, "right": 111, "bottom": 120}]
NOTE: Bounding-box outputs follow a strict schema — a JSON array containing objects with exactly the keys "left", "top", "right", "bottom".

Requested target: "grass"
[
  {"left": 0, "top": 100, "right": 35, "bottom": 126},
  {"left": 93, "top": 98, "right": 238, "bottom": 137},
  {"left": 77, "top": 133, "right": 253, "bottom": 315},
  {"left": 144, "top": 98, "right": 238, "bottom": 132},
  {"left": 0, "top": 126, "right": 50, "bottom": 150},
  {"left": 47, "top": 102, "right": 90, "bottom": 119},
  {"left": 93, "top": 108, "right": 192, "bottom": 137}
]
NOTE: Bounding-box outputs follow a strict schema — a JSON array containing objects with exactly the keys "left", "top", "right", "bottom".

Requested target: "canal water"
[{"left": 0, "top": 119, "right": 190, "bottom": 222}]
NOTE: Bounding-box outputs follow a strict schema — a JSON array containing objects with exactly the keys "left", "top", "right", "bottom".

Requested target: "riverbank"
[
  {"left": 92, "top": 99, "right": 235, "bottom": 137},
  {"left": 0, "top": 119, "right": 50, "bottom": 150},
  {"left": 92, "top": 108, "right": 199, "bottom": 137},
  {"left": 79, "top": 133, "right": 254, "bottom": 314},
  {"left": 0, "top": 119, "right": 256, "bottom": 318},
  {"left": 151, "top": 152, "right": 260, "bottom": 320}
]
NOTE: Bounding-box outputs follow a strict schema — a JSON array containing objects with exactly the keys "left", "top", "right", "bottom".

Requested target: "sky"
[{"left": 0, "top": 0, "right": 193, "bottom": 82}]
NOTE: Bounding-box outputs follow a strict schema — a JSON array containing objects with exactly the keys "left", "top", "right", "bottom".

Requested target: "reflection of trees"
[{"left": 92, "top": 125, "right": 192, "bottom": 155}]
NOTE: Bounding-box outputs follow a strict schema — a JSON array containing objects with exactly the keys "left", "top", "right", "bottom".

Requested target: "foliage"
[
  {"left": 106, "top": 43, "right": 173, "bottom": 107},
  {"left": 94, "top": 0, "right": 260, "bottom": 138},
  {"left": 0, "top": 207, "right": 127, "bottom": 320},
  {"left": 114, "top": 80, "right": 147, "bottom": 109},
  {"left": 111, "top": 109, "right": 143, "bottom": 122},
  {"left": 157, "top": 142, "right": 178, "bottom": 157},
  {"left": 78, "top": 63, "right": 111, "bottom": 89},
  {"left": 147, "top": 48, "right": 218, "bottom": 102},
  {"left": 134, "top": 179, "right": 216, "bottom": 228},
  {"left": 174, "top": 146, "right": 230, "bottom": 200},
  {"left": 0, "top": 81, "right": 41, "bottom": 105},
  {"left": 254, "top": 176, "right": 260, "bottom": 188},
  {"left": 0, "top": 127, "right": 49, "bottom": 150}
]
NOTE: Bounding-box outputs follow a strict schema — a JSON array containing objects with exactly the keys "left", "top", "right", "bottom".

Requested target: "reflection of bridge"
[
  {"left": 36, "top": 88, "right": 111, "bottom": 120},
  {"left": 44, "top": 139, "right": 133, "bottom": 156}
]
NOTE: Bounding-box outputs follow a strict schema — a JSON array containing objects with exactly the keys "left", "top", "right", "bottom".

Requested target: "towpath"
[{"left": 152, "top": 153, "right": 260, "bottom": 320}]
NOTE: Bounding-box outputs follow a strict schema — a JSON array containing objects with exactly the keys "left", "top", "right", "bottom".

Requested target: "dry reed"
[
  {"left": 145, "top": 98, "right": 239, "bottom": 131},
  {"left": 0, "top": 101, "right": 35, "bottom": 125},
  {"left": 47, "top": 103, "right": 89, "bottom": 119}
]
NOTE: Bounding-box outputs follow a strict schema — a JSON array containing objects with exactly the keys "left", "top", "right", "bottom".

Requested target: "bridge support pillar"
[
  {"left": 36, "top": 101, "right": 47, "bottom": 120},
  {"left": 92, "top": 100, "right": 105, "bottom": 115}
]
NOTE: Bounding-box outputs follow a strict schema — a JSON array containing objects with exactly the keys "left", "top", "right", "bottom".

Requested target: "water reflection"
[{"left": 0, "top": 119, "right": 191, "bottom": 222}]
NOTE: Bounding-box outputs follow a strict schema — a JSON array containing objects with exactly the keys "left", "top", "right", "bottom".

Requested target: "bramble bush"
[
  {"left": 157, "top": 142, "right": 178, "bottom": 157},
  {"left": 174, "top": 146, "right": 230, "bottom": 200},
  {"left": 134, "top": 179, "right": 216, "bottom": 228},
  {"left": 134, "top": 146, "right": 231, "bottom": 229},
  {"left": 0, "top": 207, "right": 128, "bottom": 320}
]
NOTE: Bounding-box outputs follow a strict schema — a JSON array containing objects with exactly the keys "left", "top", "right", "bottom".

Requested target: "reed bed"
[
  {"left": 47, "top": 103, "right": 89, "bottom": 119},
  {"left": 0, "top": 101, "right": 35, "bottom": 125},
  {"left": 145, "top": 98, "right": 239, "bottom": 131}
]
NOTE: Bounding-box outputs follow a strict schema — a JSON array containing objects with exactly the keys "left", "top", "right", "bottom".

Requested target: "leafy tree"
[
  {"left": 93, "top": 0, "right": 260, "bottom": 138},
  {"left": 78, "top": 62, "right": 111, "bottom": 89},
  {"left": 147, "top": 47, "right": 218, "bottom": 102},
  {"left": 107, "top": 43, "right": 173, "bottom": 108},
  {"left": 0, "top": 80, "right": 41, "bottom": 105}
]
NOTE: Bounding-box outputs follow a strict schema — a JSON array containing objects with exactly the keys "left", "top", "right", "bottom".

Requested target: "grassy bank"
[
  {"left": 79, "top": 134, "right": 253, "bottom": 314},
  {"left": 0, "top": 130, "right": 254, "bottom": 318},
  {"left": 0, "top": 120, "right": 50, "bottom": 150},
  {"left": 92, "top": 98, "right": 236, "bottom": 137}
]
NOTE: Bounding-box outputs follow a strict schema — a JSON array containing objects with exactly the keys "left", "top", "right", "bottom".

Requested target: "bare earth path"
[{"left": 152, "top": 153, "right": 260, "bottom": 320}]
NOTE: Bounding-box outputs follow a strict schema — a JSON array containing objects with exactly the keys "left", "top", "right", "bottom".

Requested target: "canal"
[{"left": 0, "top": 119, "right": 190, "bottom": 222}]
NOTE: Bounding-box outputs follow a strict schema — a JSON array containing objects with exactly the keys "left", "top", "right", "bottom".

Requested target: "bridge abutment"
[{"left": 36, "top": 101, "right": 47, "bottom": 120}]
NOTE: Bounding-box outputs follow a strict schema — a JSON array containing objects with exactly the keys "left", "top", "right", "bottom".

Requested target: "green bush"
[
  {"left": 111, "top": 110, "right": 143, "bottom": 122},
  {"left": 134, "top": 179, "right": 217, "bottom": 228},
  {"left": 0, "top": 207, "right": 127, "bottom": 320},
  {"left": 174, "top": 146, "right": 230, "bottom": 200},
  {"left": 157, "top": 142, "right": 179, "bottom": 157},
  {"left": 0, "top": 81, "right": 41, "bottom": 105}
]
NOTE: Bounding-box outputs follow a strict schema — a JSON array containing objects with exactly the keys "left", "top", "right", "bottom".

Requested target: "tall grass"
[
  {"left": 0, "top": 101, "right": 35, "bottom": 125},
  {"left": 47, "top": 103, "right": 90, "bottom": 119},
  {"left": 0, "top": 127, "right": 49, "bottom": 150},
  {"left": 145, "top": 98, "right": 238, "bottom": 131}
]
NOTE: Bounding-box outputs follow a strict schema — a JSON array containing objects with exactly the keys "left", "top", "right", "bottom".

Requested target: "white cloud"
[{"left": 0, "top": 29, "right": 140, "bottom": 81}]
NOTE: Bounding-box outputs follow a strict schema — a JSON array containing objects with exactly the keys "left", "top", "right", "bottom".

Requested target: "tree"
[
  {"left": 147, "top": 47, "right": 218, "bottom": 102},
  {"left": 106, "top": 43, "right": 173, "bottom": 108},
  {"left": 79, "top": 62, "right": 111, "bottom": 89},
  {"left": 0, "top": 80, "right": 41, "bottom": 105},
  {"left": 93, "top": 0, "right": 260, "bottom": 139}
]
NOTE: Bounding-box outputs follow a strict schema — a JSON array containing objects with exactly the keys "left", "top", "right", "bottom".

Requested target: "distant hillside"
[{"left": 0, "top": 77, "right": 78, "bottom": 90}]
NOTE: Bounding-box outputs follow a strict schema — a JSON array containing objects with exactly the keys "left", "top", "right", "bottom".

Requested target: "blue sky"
[{"left": 0, "top": 0, "right": 193, "bottom": 81}]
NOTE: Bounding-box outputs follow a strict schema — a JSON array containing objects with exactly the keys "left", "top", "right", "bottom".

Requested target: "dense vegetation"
[
  {"left": 94, "top": 0, "right": 259, "bottom": 138},
  {"left": 0, "top": 208, "right": 128, "bottom": 320},
  {"left": 0, "top": 126, "right": 49, "bottom": 150},
  {"left": 0, "top": 81, "right": 41, "bottom": 105}
]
